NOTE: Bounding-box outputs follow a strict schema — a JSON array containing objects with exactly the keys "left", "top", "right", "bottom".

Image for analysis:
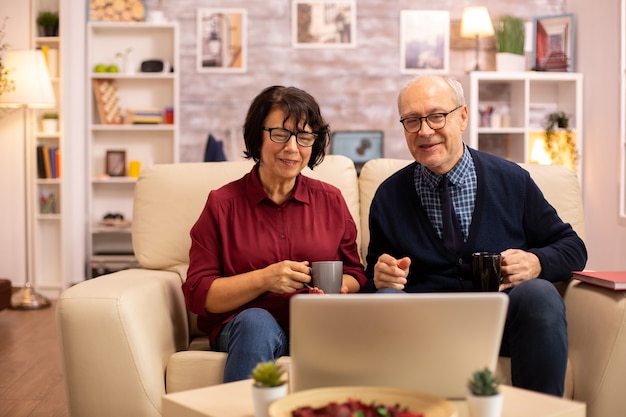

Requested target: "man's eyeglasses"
[
  {"left": 399, "top": 105, "right": 463, "bottom": 133},
  {"left": 263, "top": 127, "right": 317, "bottom": 147}
]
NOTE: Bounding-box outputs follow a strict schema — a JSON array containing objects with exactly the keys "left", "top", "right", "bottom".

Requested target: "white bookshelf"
[
  {"left": 86, "top": 21, "right": 179, "bottom": 278},
  {"left": 468, "top": 71, "right": 583, "bottom": 180}
]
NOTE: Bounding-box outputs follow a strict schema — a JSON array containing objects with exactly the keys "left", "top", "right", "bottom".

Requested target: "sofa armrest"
[
  {"left": 564, "top": 279, "right": 626, "bottom": 417},
  {"left": 56, "top": 268, "right": 189, "bottom": 417}
]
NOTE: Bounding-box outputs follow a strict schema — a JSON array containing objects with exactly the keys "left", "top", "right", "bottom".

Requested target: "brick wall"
[{"left": 154, "top": 0, "right": 565, "bottom": 162}]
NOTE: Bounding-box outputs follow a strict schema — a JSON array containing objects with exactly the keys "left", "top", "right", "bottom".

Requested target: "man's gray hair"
[{"left": 397, "top": 75, "right": 466, "bottom": 114}]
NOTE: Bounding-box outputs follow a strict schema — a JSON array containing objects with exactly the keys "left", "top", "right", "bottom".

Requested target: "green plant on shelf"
[
  {"left": 36, "top": 11, "right": 59, "bottom": 37},
  {"left": 495, "top": 15, "right": 525, "bottom": 56},
  {"left": 544, "top": 111, "right": 578, "bottom": 169}
]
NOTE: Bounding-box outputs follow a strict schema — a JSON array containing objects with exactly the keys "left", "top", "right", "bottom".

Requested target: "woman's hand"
[{"left": 264, "top": 260, "right": 312, "bottom": 293}]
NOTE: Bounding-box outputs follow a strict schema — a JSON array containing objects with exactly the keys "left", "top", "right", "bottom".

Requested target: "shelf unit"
[
  {"left": 30, "top": 0, "right": 64, "bottom": 297},
  {"left": 468, "top": 71, "right": 583, "bottom": 178},
  {"left": 86, "top": 22, "right": 179, "bottom": 278}
]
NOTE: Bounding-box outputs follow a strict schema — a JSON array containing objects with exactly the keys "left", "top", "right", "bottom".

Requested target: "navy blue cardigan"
[{"left": 363, "top": 149, "right": 587, "bottom": 293}]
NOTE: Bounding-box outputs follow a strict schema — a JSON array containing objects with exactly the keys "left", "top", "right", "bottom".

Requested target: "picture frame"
[
  {"left": 532, "top": 13, "right": 575, "bottom": 72},
  {"left": 292, "top": 0, "right": 356, "bottom": 48},
  {"left": 400, "top": 10, "right": 450, "bottom": 74},
  {"left": 106, "top": 150, "right": 126, "bottom": 177},
  {"left": 197, "top": 8, "right": 247, "bottom": 73}
]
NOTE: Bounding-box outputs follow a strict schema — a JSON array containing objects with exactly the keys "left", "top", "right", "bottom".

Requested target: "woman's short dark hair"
[{"left": 243, "top": 85, "right": 330, "bottom": 169}]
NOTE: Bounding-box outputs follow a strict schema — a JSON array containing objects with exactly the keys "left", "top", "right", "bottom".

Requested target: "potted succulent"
[
  {"left": 36, "top": 11, "right": 59, "bottom": 37},
  {"left": 250, "top": 361, "right": 288, "bottom": 417},
  {"left": 41, "top": 112, "right": 59, "bottom": 133},
  {"left": 466, "top": 367, "right": 503, "bottom": 417},
  {"left": 544, "top": 111, "right": 578, "bottom": 171},
  {"left": 495, "top": 15, "right": 525, "bottom": 71}
]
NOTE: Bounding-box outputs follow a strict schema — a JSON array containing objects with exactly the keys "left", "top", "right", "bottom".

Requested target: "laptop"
[
  {"left": 289, "top": 293, "right": 508, "bottom": 400},
  {"left": 330, "top": 130, "right": 383, "bottom": 175}
]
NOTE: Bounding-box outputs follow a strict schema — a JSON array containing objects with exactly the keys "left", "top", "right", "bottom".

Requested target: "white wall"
[{"left": 568, "top": 0, "right": 626, "bottom": 270}]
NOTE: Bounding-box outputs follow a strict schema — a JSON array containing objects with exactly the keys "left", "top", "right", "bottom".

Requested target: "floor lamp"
[
  {"left": 0, "top": 50, "right": 56, "bottom": 310},
  {"left": 460, "top": 6, "right": 495, "bottom": 71}
]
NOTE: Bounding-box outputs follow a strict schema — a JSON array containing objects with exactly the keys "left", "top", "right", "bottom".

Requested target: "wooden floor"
[{"left": 0, "top": 300, "right": 69, "bottom": 417}]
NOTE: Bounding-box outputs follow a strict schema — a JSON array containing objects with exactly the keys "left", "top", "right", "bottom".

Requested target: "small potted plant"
[
  {"left": 466, "top": 367, "right": 503, "bottom": 417},
  {"left": 36, "top": 11, "right": 59, "bottom": 37},
  {"left": 544, "top": 111, "right": 578, "bottom": 171},
  {"left": 41, "top": 112, "right": 59, "bottom": 133},
  {"left": 495, "top": 15, "right": 525, "bottom": 71},
  {"left": 250, "top": 361, "right": 288, "bottom": 417}
]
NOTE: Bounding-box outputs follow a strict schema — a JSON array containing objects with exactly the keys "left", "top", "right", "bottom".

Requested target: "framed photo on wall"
[
  {"left": 106, "top": 150, "right": 126, "bottom": 177},
  {"left": 400, "top": 10, "right": 450, "bottom": 74},
  {"left": 292, "top": 0, "right": 356, "bottom": 48},
  {"left": 532, "top": 14, "right": 575, "bottom": 72},
  {"left": 197, "top": 8, "right": 247, "bottom": 73}
]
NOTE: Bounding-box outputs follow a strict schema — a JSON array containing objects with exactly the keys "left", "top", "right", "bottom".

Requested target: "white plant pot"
[
  {"left": 146, "top": 10, "right": 166, "bottom": 23},
  {"left": 251, "top": 384, "right": 288, "bottom": 417},
  {"left": 466, "top": 393, "right": 504, "bottom": 417},
  {"left": 41, "top": 119, "right": 58, "bottom": 134},
  {"left": 496, "top": 52, "right": 526, "bottom": 72}
]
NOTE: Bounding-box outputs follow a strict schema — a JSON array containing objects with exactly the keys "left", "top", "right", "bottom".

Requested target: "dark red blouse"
[{"left": 183, "top": 166, "right": 366, "bottom": 343}]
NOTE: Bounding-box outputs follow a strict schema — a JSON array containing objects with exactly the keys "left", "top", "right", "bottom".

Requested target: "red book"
[{"left": 573, "top": 271, "right": 626, "bottom": 290}]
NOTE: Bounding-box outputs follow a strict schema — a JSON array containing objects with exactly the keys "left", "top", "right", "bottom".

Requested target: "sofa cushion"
[{"left": 132, "top": 155, "right": 359, "bottom": 271}]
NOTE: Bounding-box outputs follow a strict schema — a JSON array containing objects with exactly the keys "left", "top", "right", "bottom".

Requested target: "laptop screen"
[{"left": 289, "top": 293, "right": 508, "bottom": 400}]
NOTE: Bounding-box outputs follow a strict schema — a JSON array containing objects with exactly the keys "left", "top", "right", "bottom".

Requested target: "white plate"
[{"left": 269, "top": 386, "right": 457, "bottom": 417}]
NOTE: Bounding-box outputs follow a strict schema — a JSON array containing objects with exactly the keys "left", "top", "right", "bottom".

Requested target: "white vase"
[
  {"left": 466, "top": 393, "right": 504, "bottom": 417},
  {"left": 251, "top": 384, "right": 288, "bottom": 417},
  {"left": 496, "top": 52, "right": 526, "bottom": 72},
  {"left": 146, "top": 10, "right": 166, "bottom": 23},
  {"left": 41, "top": 119, "right": 58, "bottom": 134}
]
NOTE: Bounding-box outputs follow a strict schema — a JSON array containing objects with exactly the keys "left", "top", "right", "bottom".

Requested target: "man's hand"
[
  {"left": 499, "top": 249, "right": 541, "bottom": 290},
  {"left": 373, "top": 254, "right": 411, "bottom": 290}
]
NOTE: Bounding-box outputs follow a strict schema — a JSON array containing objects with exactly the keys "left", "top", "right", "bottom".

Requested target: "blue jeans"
[
  {"left": 213, "top": 308, "right": 289, "bottom": 383},
  {"left": 500, "top": 279, "right": 568, "bottom": 396},
  {"left": 378, "top": 279, "right": 567, "bottom": 396}
]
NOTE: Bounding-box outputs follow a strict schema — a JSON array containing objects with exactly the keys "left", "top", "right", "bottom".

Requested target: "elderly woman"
[{"left": 183, "top": 85, "right": 366, "bottom": 382}]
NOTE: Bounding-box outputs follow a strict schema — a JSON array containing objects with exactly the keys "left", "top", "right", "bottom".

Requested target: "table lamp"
[
  {"left": 0, "top": 49, "right": 56, "bottom": 309},
  {"left": 460, "top": 6, "right": 495, "bottom": 71}
]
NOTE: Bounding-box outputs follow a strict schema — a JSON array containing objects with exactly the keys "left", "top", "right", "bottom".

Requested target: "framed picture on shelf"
[
  {"left": 106, "top": 150, "right": 126, "bottom": 177},
  {"left": 400, "top": 10, "right": 450, "bottom": 74},
  {"left": 532, "top": 13, "right": 575, "bottom": 72},
  {"left": 196, "top": 8, "right": 247, "bottom": 73},
  {"left": 292, "top": 0, "right": 356, "bottom": 48}
]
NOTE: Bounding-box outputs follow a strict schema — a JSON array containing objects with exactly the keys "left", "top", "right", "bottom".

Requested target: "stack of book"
[
  {"left": 36, "top": 145, "right": 61, "bottom": 179},
  {"left": 126, "top": 108, "right": 163, "bottom": 124}
]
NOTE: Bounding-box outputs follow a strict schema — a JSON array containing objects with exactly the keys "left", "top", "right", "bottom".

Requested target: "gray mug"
[{"left": 310, "top": 261, "right": 343, "bottom": 294}]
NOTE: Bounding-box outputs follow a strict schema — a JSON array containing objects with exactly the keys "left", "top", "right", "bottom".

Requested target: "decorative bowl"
[{"left": 268, "top": 386, "right": 457, "bottom": 417}]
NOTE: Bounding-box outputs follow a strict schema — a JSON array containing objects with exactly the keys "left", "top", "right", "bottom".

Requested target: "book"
[{"left": 573, "top": 271, "right": 626, "bottom": 290}]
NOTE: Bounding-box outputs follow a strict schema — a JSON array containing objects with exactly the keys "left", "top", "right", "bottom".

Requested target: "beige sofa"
[{"left": 57, "top": 155, "right": 626, "bottom": 417}]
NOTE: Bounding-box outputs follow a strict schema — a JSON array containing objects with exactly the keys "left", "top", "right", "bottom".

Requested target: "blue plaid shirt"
[{"left": 413, "top": 145, "right": 477, "bottom": 241}]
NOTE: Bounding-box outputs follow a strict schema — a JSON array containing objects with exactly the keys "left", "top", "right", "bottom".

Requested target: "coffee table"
[{"left": 162, "top": 379, "right": 585, "bottom": 417}]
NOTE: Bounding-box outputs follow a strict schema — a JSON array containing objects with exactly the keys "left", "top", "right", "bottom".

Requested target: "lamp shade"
[
  {"left": 460, "top": 7, "right": 495, "bottom": 38},
  {"left": 0, "top": 49, "right": 56, "bottom": 108}
]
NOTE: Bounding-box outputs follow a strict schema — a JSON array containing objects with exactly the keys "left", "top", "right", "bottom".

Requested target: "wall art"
[
  {"left": 292, "top": 0, "right": 356, "bottom": 48},
  {"left": 400, "top": 10, "right": 450, "bottom": 74},
  {"left": 197, "top": 8, "right": 247, "bottom": 73},
  {"left": 532, "top": 13, "right": 575, "bottom": 72}
]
